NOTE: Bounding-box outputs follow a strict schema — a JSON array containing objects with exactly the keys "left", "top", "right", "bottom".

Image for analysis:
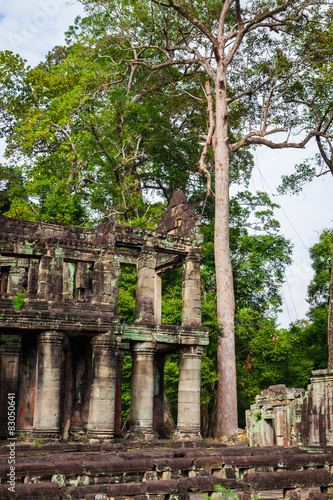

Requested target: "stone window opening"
[
  {"left": 63, "top": 261, "right": 76, "bottom": 300},
  {"left": 118, "top": 265, "right": 137, "bottom": 322},
  {"left": 75, "top": 262, "right": 93, "bottom": 301},
  {"left": 63, "top": 261, "right": 93, "bottom": 301},
  {"left": 161, "top": 267, "right": 183, "bottom": 326}
]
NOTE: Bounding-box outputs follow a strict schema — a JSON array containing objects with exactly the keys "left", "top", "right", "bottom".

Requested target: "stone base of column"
[
  {"left": 31, "top": 429, "right": 60, "bottom": 439},
  {"left": 86, "top": 429, "right": 114, "bottom": 441},
  {"left": 126, "top": 427, "right": 155, "bottom": 441},
  {"left": 173, "top": 428, "right": 202, "bottom": 441}
]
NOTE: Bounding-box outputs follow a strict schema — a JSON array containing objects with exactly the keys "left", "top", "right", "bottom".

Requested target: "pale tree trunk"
[
  {"left": 328, "top": 250, "right": 333, "bottom": 368},
  {"left": 213, "top": 64, "right": 238, "bottom": 437}
]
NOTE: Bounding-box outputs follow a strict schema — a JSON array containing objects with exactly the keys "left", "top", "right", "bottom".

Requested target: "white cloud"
[
  {"left": 0, "top": 0, "right": 84, "bottom": 65},
  {"left": 253, "top": 141, "right": 333, "bottom": 327}
]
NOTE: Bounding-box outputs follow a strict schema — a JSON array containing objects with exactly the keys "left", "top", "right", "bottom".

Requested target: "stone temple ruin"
[
  {"left": 2, "top": 191, "right": 333, "bottom": 498},
  {"left": 0, "top": 190, "right": 208, "bottom": 441},
  {"left": 246, "top": 370, "right": 333, "bottom": 448}
]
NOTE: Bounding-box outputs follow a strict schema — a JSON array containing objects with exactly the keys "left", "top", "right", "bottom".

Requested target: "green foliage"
[
  {"left": 278, "top": 161, "right": 316, "bottom": 195},
  {"left": 200, "top": 485, "right": 241, "bottom": 499},
  {"left": 307, "top": 229, "right": 333, "bottom": 310},
  {"left": 236, "top": 309, "right": 313, "bottom": 426},
  {"left": 164, "top": 354, "right": 179, "bottom": 424},
  {"left": 121, "top": 352, "right": 132, "bottom": 425},
  {"left": 118, "top": 266, "right": 137, "bottom": 322},
  {"left": 0, "top": 164, "right": 27, "bottom": 216},
  {"left": 12, "top": 291, "right": 26, "bottom": 311},
  {"left": 161, "top": 268, "right": 183, "bottom": 326}
]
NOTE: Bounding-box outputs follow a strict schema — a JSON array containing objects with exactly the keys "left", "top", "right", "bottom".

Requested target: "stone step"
[{"left": 244, "top": 469, "right": 333, "bottom": 490}]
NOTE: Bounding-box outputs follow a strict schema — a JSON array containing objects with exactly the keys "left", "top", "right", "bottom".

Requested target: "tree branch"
[
  {"left": 198, "top": 81, "right": 215, "bottom": 196},
  {"left": 152, "top": 0, "right": 218, "bottom": 46},
  {"left": 230, "top": 129, "right": 327, "bottom": 153},
  {"left": 218, "top": 0, "right": 234, "bottom": 39}
]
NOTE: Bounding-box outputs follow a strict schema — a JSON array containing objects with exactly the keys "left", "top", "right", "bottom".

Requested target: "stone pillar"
[
  {"left": 275, "top": 406, "right": 285, "bottom": 446},
  {"left": 174, "top": 345, "right": 203, "bottom": 440},
  {"left": 135, "top": 242, "right": 156, "bottom": 324},
  {"left": 114, "top": 348, "right": 125, "bottom": 437},
  {"left": 110, "top": 259, "right": 120, "bottom": 315},
  {"left": 33, "top": 331, "right": 64, "bottom": 438},
  {"left": 17, "top": 336, "right": 37, "bottom": 434},
  {"left": 153, "top": 353, "right": 166, "bottom": 438},
  {"left": 154, "top": 273, "right": 162, "bottom": 325},
  {"left": 182, "top": 252, "right": 202, "bottom": 327},
  {"left": 87, "top": 334, "right": 117, "bottom": 440},
  {"left": 308, "top": 369, "right": 333, "bottom": 446},
  {"left": 0, "top": 338, "right": 21, "bottom": 438},
  {"left": 129, "top": 341, "right": 155, "bottom": 439}
]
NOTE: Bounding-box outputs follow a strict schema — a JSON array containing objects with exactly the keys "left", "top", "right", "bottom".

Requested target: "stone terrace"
[{"left": 1, "top": 441, "right": 333, "bottom": 499}]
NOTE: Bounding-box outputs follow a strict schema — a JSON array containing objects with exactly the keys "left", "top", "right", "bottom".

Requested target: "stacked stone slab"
[
  {"left": 1, "top": 441, "right": 333, "bottom": 499},
  {"left": 246, "top": 370, "right": 333, "bottom": 447},
  {"left": 0, "top": 190, "right": 208, "bottom": 441}
]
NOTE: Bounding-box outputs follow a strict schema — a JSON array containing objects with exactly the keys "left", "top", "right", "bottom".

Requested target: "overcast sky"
[{"left": 0, "top": 0, "right": 332, "bottom": 328}]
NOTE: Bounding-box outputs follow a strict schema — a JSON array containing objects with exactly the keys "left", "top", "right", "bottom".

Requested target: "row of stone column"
[
  {"left": 0, "top": 332, "right": 203, "bottom": 440},
  {"left": 135, "top": 244, "right": 202, "bottom": 329},
  {"left": 129, "top": 342, "right": 203, "bottom": 440}
]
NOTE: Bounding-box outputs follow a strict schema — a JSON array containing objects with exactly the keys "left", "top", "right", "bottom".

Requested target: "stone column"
[
  {"left": 33, "top": 331, "right": 64, "bottom": 438},
  {"left": 87, "top": 334, "right": 117, "bottom": 440},
  {"left": 182, "top": 252, "right": 202, "bottom": 327},
  {"left": 114, "top": 348, "right": 125, "bottom": 437},
  {"left": 135, "top": 242, "right": 156, "bottom": 324},
  {"left": 153, "top": 353, "right": 166, "bottom": 438},
  {"left": 110, "top": 259, "right": 120, "bottom": 315},
  {"left": 154, "top": 273, "right": 162, "bottom": 325},
  {"left": 0, "top": 338, "right": 21, "bottom": 438},
  {"left": 308, "top": 369, "right": 333, "bottom": 446},
  {"left": 174, "top": 345, "right": 203, "bottom": 440},
  {"left": 129, "top": 341, "right": 155, "bottom": 439}
]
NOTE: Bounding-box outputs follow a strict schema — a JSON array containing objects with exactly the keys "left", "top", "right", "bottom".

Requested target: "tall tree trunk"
[
  {"left": 328, "top": 250, "right": 333, "bottom": 368},
  {"left": 213, "top": 63, "right": 238, "bottom": 437}
]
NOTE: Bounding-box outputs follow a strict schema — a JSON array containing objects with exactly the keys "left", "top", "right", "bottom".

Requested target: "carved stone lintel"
[
  {"left": 36, "top": 331, "right": 65, "bottom": 346},
  {"left": 131, "top": 341, "right": 156, "bottom": 355},
  {"left": 178, "top": 345, "right": 203, "bottom": 359},
  {"left": 0, "top": 338, "right": 22, "bottom": 355},
  {"left": 91, "top": 334, "right": 118, "bottom": 351}
]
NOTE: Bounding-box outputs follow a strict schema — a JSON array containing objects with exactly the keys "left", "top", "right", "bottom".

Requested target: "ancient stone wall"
[
  {"left": 246, "top": 370, "right": 333, "bottom": 447},
  {"left": 0, "top": 191, "right": 208, "bottom": 441},
  {"left": 1, "top": 441, "right": 333, "bottom": 499}
]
